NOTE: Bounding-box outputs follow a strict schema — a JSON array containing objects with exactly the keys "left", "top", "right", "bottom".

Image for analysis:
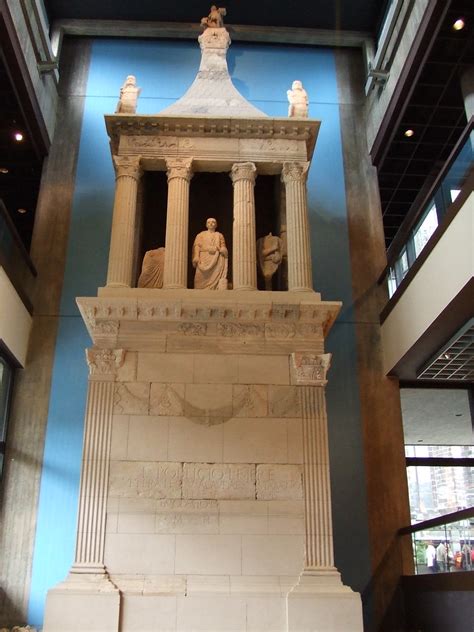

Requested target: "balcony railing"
[{"left": 0, "top": 199, "right": 37, "bottom": 313}]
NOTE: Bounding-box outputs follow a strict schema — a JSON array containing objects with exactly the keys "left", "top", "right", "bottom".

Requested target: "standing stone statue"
[
  {"left": 287, "top": 80, "right": 309, "bottom": 118},
  {"left": 115, "top": 75, "right": 141, "bottom": 114},
  {"left": 137, "top": 247, "right": 165, "bottom": 288},
  {"left": 192, "top": 218, "right": 228, "bottom": 290},
  {"left": 201, "top": 5, "right": 227, "bottom": 29},
  {"left": 257, "top": 232, "right": 282, "bottom": 290}
]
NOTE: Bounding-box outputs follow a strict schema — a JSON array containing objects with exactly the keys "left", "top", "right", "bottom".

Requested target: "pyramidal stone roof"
[{"left": 159, "top": 27, "right": 267, "bottom": 118}]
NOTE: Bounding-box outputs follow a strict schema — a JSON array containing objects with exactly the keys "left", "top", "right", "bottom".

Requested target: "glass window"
[
  {"left": 450, "top": 189, "right": 461, "bottom": 202},
  {"left": 0, "top": 355, "right": 14, "bottom": 481},
  {"left": 397, "top": 248, "right": 409, "bottom": 281},
  {"left": 388, "top": 267, "right": 397, "bottom": 297},
  {"left": 413, "top": 204, "right": 438, "bottom": 258}
]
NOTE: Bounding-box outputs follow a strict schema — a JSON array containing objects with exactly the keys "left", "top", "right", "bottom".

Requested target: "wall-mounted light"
[
  {"left": 453, "top": 18, "right": 465, "bottom": 31},
  {"left": 404, "top": 129, "right": 414, "bottom": 138},
  {"left": 0, "top": 167, "right": 9, "bottom": 174},
  {"left": 17, "top": 208, "right": 27, "bottom": 214},
  {"left": 14, "top": 132, "right": 24, "bottom": 142}
]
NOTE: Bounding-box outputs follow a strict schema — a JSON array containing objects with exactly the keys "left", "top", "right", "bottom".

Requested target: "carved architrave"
[
  {"left": 86, "top": 348, "right": 125, "bottom": 379},
  {"left": 165, "top": 157, "right": 193, "bottom": 182},
  {"left": 112, "top": 154, "right": 142, "bottom": 180},
  {"left": 230, "top": 161, "right": 256, "bottom": 185},
  {"left": 281, "top": 161, "right": 309, "bottom": 184},
  {"left": 291, "top": 352, "right": 331, "bottom": 386}
]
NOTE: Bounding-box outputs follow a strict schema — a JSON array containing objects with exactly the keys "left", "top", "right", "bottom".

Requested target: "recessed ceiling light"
[
  {"left": 404, "top": 129, "right": 415, "bottom": 138},
  {"left": 453, "top": 18, "right": 465, "bottom": 31},
  {"left": 442, "top": 353, "right": 450, "bottom": 360},
  {"left": 14, "top": 132, "right": 24, "bottom": 142},
  {"left": 0, "top": 167, "right": 9, "bottom": 174},
  {"left": 17, "top": 208, "right": 27, "bottom": 214}
]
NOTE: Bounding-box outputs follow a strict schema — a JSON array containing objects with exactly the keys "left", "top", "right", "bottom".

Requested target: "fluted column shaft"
[
  {"left": 230, "top": 162, "right": 257, "bottom": 290},
  {"left": 301, "top": 385, "right": 334, "bottom": 569},
  {"left": 163, "top": 158, "right": 193, "bottom": 289},
  {"left": 71, "top": 348, "right": 125, "bottom": 574},
  {"left": 106, "top": 156, "right": 142, "bottom": 287},
  {"left": 290, "top": 352, "right": 335, "bottom": 571},
  {"left": 281, "top": 162, "right": 313, "bottom": 291}
]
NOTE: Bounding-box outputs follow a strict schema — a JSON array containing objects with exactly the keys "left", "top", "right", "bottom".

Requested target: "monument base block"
[
  {"left": 43, "top": 572, "right": 120, "bottom": 632},
  {"left": 288, "top": 569, "right": 364, "bottom": 632}
]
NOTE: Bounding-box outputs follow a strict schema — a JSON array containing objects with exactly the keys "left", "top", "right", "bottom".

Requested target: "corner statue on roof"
[
  {"left": 115, "top": 75, "right": 141, "bottom": 114},
  {"left": 287, "top": 80, "right": 309, "bottom": 118},
  {"left": 201, "top": 5, "right": 227, "bottom": 29}
]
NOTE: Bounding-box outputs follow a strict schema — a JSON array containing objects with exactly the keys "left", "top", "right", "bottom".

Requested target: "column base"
[
  {"left": 43, "top": 572, "right": 120, "bottom": 632},
  {"left": 287, "top": 569, "right": 363, "bottom": 632}
]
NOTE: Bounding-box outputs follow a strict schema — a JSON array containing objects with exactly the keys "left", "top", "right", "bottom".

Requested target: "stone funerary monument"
[{"left": 43, "top": 8, "right": 363, "bottom": 632}]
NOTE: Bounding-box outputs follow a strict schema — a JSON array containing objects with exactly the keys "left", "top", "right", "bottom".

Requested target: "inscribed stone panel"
[
  {"left": 109, "top": 461, "right": 182, "bottom": 499},
  {"left": 256, "top": 464, "right": 303, "bottom": 500},
  {"left": 183, "top": 463, "right": 255, "bottom": 500}
]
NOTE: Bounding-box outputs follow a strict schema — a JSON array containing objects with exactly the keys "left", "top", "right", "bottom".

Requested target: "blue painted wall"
[{"left": 28, "top": 38, "right": 370, "bottom": 625}]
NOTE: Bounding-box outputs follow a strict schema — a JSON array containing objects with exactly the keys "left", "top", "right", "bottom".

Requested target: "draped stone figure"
[
  {"left": 115, "top": 75, "right": 141, "bottom": 114},
  {"left": 287, "top": 80, "right": 309, "bottom": 118},
  {"left": 257, "top": 232, "right": 282, "bottom": 290},
  {"left": 192, "top": 218, "right": 228, "bottom": 290},
  {"left": 137, "top": 247, "right": 165, "bottom": 288}
]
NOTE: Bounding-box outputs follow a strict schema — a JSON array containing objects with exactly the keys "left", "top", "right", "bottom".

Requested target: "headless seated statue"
[{"left": 137, "top": 247, "right": 165, "bottom": 288}]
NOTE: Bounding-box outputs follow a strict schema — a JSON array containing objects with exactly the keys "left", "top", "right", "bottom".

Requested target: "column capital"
[
  {"left": 290, "top": 352, "right": 331, "bottom": 386},
  {"left": 230, "top": 162, "right": 257, "bottom": 185},
  {"left": 112, "top": 155, "right": 142, "bottom": 180},
  {"left": 165, "top": 157, "right": 193, "bottom": 182},
  {"left": 86, "top": 348, "right": 125, "bottom": 379},
  {"left": 281, "top": 161, "right": 309, "bottom": 184}
]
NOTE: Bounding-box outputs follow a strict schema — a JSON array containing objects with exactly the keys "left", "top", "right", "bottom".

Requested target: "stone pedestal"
[{"left": 106, "top": 156, "right": 142, "bottom": 287}]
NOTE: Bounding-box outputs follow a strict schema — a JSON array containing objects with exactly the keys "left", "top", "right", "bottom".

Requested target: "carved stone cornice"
[
  {"left": 281, "top": 161, "right": 309, "bottom": 184},
  {"left": 85, "top": 348, "right": 125, "bottom": 377},
  {"left": 290, "top": 352, "right": 331, "bottom": 386},
  {"left": 230, "top": 162, "right": 257, "bottom": 185},
  {"left": 105, "top": 115, "right": 320, "bottom": 161},
  {"left": 77, "top": 292, "right": 341, "bottom": 352},
  {"left": 112, "top": 154, "right": 142, "bottom": 180},
  {"left": 165, "top": 157, "right": 193, "bottom": 182}
]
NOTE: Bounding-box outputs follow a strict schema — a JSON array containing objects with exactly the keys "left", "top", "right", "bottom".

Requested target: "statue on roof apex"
[{"left": 201, "top": 5, "right": 227, "bottom": 29}]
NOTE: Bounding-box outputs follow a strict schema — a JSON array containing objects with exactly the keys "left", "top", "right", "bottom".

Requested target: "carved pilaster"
[
  {"left": 230, "top": 162, "right": 257, "bottom": 290},
  {"left": 281, "top": 162, "right": 313, "bottom": 292},
  {"left": 163, "top": 158, "right": 193, "bottom": 289},
  {"left": 291, "top": 353, "right": 335, "bottom": 571},
  {"left": 71, "top": 348, "right": 125, "bottom": 574},
  {"left": 106, "top": 155, "right": 142, "bottom": 288}
]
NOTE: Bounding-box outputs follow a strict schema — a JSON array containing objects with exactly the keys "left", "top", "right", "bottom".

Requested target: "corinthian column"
[
  {"left": 71, "top": 348, "right": 125, "bottom": 574},
  {"left": 106, "top": 155, "right": 142, "bottom": 287},
  {"left": 281, "top": 162, "right": 313, "bottom": 292},
  {"left": 290, "top": 352, "right": 335, "bottom": 572},
  {"left": 230, "top": 162, "right": 257, "bottom": 290},
  {"left": 163, "top": 158, "right": 193, "bottom": 289}
]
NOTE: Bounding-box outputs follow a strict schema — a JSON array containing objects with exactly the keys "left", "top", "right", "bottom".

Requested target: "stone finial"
[
  {"left": 287, "top": 80, "right": 309, "bottom": 118},
  {"left": 201, "top": 5, "right": 227, "bottom": 29},
  {"left": 115, "top": 75, "right": 141, "bottom": 114}
]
